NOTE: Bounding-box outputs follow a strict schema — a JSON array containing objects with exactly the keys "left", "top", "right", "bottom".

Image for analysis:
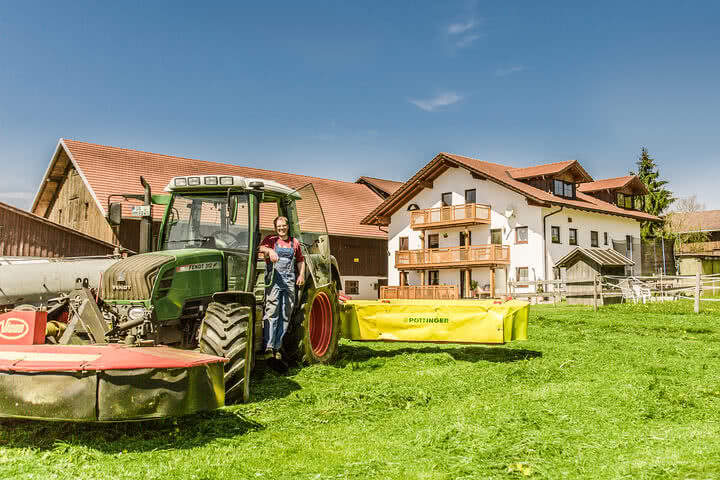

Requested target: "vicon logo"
[{"left": 0, "top": 317, "right": 29, "bottom": 340}]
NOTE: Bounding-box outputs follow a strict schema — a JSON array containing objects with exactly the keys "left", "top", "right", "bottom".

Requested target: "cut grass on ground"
[{"left": 1, "top": 301, "right": 720, "bottom": 479}]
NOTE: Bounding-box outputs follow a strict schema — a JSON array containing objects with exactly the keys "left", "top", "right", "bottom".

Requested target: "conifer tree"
[{"left": 630, "top": 147, "right": 674, "bottom": 239}]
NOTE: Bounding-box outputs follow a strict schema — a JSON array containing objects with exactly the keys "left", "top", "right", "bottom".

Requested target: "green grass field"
[{"left": 2, "top": 301, "right": 720, "bottom": 479}]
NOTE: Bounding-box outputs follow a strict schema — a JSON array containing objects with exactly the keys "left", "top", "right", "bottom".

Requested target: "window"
[
  {"left": 634, "top": 195, "right": 644, "bottom": 211},
  {"left": 551, "top": 226, "right": 560, "bottom": 244},
  {"left": 569, "top": 228, "right": 578, "bottom": 246},
  {"left": 515, "top": 226, "right": 528, "bottom": 244},
  {"left": 345, "top": 280, "right": 359, "bottom": 295},
  {"left": 626, "top": 235, "right": 633, "bottom": 258},
  {"left": 428, "top": 270, "right": 439, "bottom": 286},
  {"left": 591, "top": 231, "right": 599, "bottom": 247},
  {"left": 428, "top": 234, "right": 439, "bottom": 249},
  {"left": 399, "top": 236, "right": 409, "bottom": 251},
  {"left": 553, "top": 267, "right": 562, "bottom": 280},
  {"left": 441, "top": 192, "right": 452, "bottom": 207},
  {"left": 84, "top": 202, "right": 89, "bottom": 221},
  {"left": 460, "top": 231, "right": 471, "bottom": 246},
  {"left": 491, "top": 228, "right": 502, "bottom": 245},
  {"left": 400, "top": 271, "right": 409, "bottom": 286},
  {"left": 604, "top": 232, "right": 608, "bottom": 246},
  {"left": 553, "top": 179, "right": 575, "bottom": 199},
  {"left": 617, "top": 192, "right": 643, "bottom": 210},
  {"left": 464, "top": 189, "right": 476, "bottom": 204},
  {"left": 516, "top": 267, "right": 529, "bottom": 283}
]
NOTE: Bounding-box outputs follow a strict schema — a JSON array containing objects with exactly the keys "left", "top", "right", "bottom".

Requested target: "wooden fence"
[
  {"left": 507, "top": 273, "right": 720, "bottom": 313},
  {"left": 380, "top": 285, "right": 459, "bottom": 300}
]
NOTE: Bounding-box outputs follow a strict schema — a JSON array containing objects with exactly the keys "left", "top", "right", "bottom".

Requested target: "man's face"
[{"left": 276, "top": 220, "right": 289, "bottom": 235}]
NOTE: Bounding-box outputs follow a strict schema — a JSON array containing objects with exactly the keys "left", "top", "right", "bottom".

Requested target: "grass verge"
[{"left": 1, "top": 301, "right": 719, "bottom": 479}]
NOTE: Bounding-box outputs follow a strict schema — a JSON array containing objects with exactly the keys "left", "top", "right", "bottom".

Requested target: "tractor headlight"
[{"left": 128, "top": 307, "right": 147, "bottom": 322}]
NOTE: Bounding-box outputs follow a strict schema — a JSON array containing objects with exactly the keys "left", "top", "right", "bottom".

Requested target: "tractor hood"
[{"left": 101, "top": 249, "right": 225, "bottom": 302}]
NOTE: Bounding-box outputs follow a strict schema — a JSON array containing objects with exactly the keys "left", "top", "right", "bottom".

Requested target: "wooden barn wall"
[
  {"left": 330, "top": 235, "right": 387, "bottom": 277},
  {"left": 117, "top": 219, "right": 162, "bottom": 253},
  {"left": 0, "top": 203, "right": 116, "bottom": 257},
  {"left": 43, "top": 161, "right": 118, "bottom": 246}
]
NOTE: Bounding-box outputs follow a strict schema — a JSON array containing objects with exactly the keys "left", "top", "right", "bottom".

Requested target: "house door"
[
  {"left": 459, "top": 270, "right": 471, "bottom": 298},
  {"left": 377, "top": 278, "right": 387, "bottom": 299}
]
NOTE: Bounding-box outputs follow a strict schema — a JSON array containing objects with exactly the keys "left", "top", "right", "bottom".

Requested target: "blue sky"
[{"left": 1, "top": 1, "right": 719, "bottom": 210}]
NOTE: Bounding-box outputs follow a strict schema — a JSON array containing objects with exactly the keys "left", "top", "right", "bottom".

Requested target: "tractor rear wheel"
[
  {"left": 283, "top": 282, "right": 340, "bottom": 364},
  {"left": 199, "top": 302, "right": 251, "bottom": 404}
]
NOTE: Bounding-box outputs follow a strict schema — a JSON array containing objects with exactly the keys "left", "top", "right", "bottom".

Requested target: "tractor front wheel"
[{"left": 199, "top": 302, "right": 252, "bottom": 403}]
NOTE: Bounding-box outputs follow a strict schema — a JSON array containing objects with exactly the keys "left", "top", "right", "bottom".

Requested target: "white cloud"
[
  {"left": 410, "top": 92, "right": 463, "bottom": 112},
  {"left": 447, "top": 21, "right": 475, "bottom": 35},
  {"left": 456, "top": 34, "right": 482, "bottom": 47},
  {"left": 495, "top": 65, "right": 526, "bottom": 77}
]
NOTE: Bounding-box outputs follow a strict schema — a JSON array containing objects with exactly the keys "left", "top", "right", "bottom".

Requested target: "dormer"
[
  {"left": 577, "top": 176, "right": 648, "bottom": 211},
  {"left": 508, "top": 160, "right": 593, "bottom": 200}
]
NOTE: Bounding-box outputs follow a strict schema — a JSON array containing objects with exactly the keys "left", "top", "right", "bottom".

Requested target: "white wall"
[
  {"left": 388, "top": 167, "right": 542, "bottom": 293},
  {"left": 544, "top": 207, "right": 641, "bottom": 280},
  {"left": 341, "top": 275, "right": 385, "bottom": 300},
  {"left": 387, "top": 166, "right": 643, "bottom": 294}
]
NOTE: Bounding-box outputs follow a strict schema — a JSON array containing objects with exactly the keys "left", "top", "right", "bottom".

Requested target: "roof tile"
[{"left": 60, "top": 139, "right": 388, "bottom": 239}]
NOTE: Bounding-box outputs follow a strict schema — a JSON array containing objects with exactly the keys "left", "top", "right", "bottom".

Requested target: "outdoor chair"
[
  {"left": 633, "top": 284, "right": 651, "bottom": 304},
  {"left": 618, "top": 280, "right": 636, "bottom": 304}
]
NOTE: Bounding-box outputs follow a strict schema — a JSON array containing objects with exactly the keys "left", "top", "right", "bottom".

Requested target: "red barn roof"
[{"left": 33, "top": 139, "right": 390, "bottom": 239}]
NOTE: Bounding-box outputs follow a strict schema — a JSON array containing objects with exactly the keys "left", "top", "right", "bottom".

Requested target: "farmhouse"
[
  {"left": 668, "top": 210, "right": 720, "bottom": 275},
  {"left": 31, "top": 139, "right": 402, "bottom": 299},
  {"left": 362, "top": 153, "right": 659, "bottom": 298}
]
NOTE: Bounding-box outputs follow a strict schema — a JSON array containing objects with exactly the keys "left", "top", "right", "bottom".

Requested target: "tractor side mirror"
[{"left": 108, "top": 202, "right": 122, "bottom": 226}]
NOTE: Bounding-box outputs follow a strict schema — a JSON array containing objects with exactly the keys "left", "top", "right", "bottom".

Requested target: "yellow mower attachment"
[{"left": 340, "top": 299, "right": 529, "bottom": 344}]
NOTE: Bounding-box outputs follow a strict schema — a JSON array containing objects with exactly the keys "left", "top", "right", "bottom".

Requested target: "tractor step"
[{"left": 0, "top": 344, "right": 227, "bottom": 422}]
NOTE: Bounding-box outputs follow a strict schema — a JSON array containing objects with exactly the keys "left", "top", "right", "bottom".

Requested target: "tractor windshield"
[{"left": 162, "top": 193, "right": 250, "bottom": 252}]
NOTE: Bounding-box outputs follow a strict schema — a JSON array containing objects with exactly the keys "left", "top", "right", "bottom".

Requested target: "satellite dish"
[{"left": 504, "top": 206, "right": 516, "bottom": 219}]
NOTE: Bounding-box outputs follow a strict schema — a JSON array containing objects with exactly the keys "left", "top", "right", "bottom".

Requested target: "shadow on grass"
[
  {"left": 249, "top": 365, "right": 302, "bottom": 402},
  {"left": 0, "top": 408, "right": 262, "bottom": 452},
  {"left": 335, "top": 344, "right": 542, "bottom": 367}
]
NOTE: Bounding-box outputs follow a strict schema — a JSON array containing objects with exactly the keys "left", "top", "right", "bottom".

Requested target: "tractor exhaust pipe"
[{"left": 139, "top": 176, "right": 152, "bottom": 254}]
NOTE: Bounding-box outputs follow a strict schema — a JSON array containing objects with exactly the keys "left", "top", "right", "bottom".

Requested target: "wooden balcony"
[
  {"left": 676, "top": 241, "right": 720, "bottom": 256},
  {"left": 410, "top": 203, "right": 491, "bottom": 230},
  {"left": 380, "top": 285, "right": 459, "bottom": 300},
  {"left": 395, "top": 244, "right": 510, "bottom": 270}
]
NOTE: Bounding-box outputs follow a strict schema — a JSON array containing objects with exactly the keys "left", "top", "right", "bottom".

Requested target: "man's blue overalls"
[{"left": 263, "top": 239, "right": 296, "bottom": 352}]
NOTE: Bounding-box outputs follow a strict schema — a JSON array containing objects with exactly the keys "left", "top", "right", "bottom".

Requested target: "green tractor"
[{"left": 100, "top": 174, "right": 343, "bottom": 403}]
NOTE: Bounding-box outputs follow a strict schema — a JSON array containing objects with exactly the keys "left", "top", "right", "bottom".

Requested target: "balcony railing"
[
  {"left": 676, "top": 241, "right": 720, "bottom": 256},
  {"left": 395, "top": 244, "right": 510, "bottom": 269},
  {"left": 380, "top": 285, "right": 459, "bottom": 300},
  {"left": 410, "top": 203, "right": 491, "bottom": 230}
]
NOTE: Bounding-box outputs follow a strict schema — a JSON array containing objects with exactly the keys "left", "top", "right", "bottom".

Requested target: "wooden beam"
[
  {"left": 375, "top": 216, "right": 391, "bottom": 226},
  {"left": 417, "top": 179, "right": 433, "bottom": 189},
  {"left": 465, "top": 269, "right": 470, "bottom": 298},
  {"left": 470, "top": 172, "right": 486, "bottom": 180},
  {"left": 490, "top": 268, "right": 496, "bottom": 298},
  {"left": 526, "top": 198, "right": 547, "bottom": 207}
]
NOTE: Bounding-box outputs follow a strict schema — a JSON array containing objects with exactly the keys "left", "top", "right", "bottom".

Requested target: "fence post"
[
  {"left": 695, "top": 272, "right": 701, "bottom": 314},
  {"left": 660, "top": 272, "right": 664, "bottom": 303},
  {"left": 593, "top": 275, "right": 598, "bottom": 311}
]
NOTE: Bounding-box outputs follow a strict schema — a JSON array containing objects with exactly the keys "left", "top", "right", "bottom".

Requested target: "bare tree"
[{"left": 672, "top": 194, "right": 705, "bottom": 213}]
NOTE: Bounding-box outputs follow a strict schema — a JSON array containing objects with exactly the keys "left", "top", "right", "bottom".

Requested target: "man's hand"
[
  {"left": 296, "top": 275, "right": 305, "bottom": 286},
  {"left": 267, "top": 249, "right": 279, "bottom": 263}
]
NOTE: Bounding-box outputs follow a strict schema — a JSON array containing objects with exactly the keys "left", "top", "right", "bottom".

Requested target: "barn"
[{"left": 31, "top": 139, "right": 401, "bottom": 299}]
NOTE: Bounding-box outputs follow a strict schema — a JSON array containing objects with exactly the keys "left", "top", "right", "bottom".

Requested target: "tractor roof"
[{"left": 165, "top": 175, "right": 301, "bottom": 199}]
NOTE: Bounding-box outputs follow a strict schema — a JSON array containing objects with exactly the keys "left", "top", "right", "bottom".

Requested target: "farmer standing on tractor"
[{"left": 259, "top": 216, "right": 305, "bottom": 360}]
